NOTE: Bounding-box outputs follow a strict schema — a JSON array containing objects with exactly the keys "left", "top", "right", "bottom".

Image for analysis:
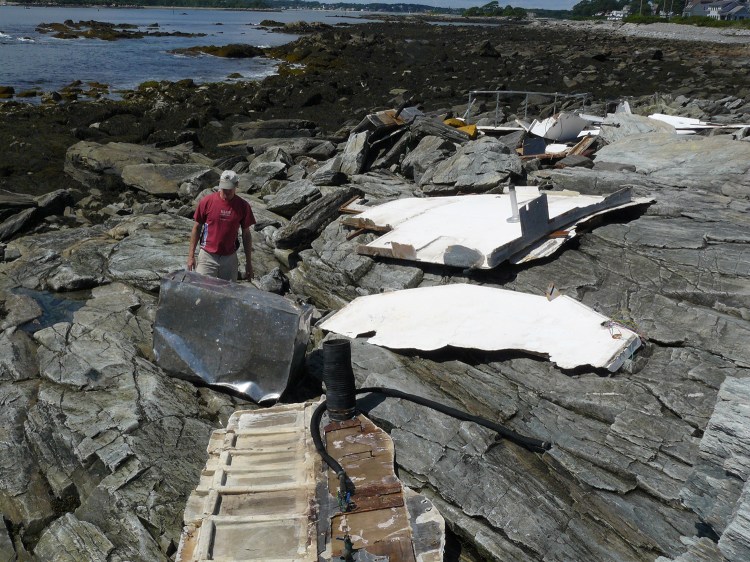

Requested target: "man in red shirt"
[{"left": 187, "top": 170, "right": 256, "bottom": 281}]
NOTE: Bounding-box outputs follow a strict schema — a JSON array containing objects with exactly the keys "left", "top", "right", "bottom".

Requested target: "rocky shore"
[{"left": 1, "top": 17, "right": 750, "bottom": 562}]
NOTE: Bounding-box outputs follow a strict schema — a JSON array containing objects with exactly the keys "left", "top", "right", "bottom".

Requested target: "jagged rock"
[
  {"left": 246, "top": 137, "right": 336, "bottom": 160},
  {"left": 34, "top": 189, "right": 73, "bottom": 217},
  {"left": 34, "top": 513, "right": 114, "bottom": 562},
  {"left": 682, "top": 377, "right": 750, "bottom": 535},
  {"left": 410, "top": 115, "right": 472, "bottom": 144},
  {"left": 0, "top": 523, "right": 13, "bottom": 561},
  {"left": 555, "top": 154, "right": 594, "bottom": 169},
  {"left": 256, "top": 266, "right": 288, "bottom": 295},
  {"left": 231, "top": 119, "right": 318, "bottom": 140},
  {"left": 245, "top": 162, "right": 288, "bottom": 191},
  {"left": 421, "top": 136, "right": 524, "bottom": 193},
  {"left": 0, "top": 207, "right": 37, "bottom": 242},
  {"left": 371, "top": 129, "right": 412, "bottom": 170},
  {"left": 340, "top": 131, "right": 370, "bottom": 176},
  {"left": 310, "top": 168, "right": 348, "bottom": 187},
  {"left": 250, "top": 146, "right": 295, "bottom": 168},
  {"left": 401, "top": 135, "right": 455, "bottom": 183},
  {"left": 0, "top": 291, "right": 42, "bottom": 330},
  {"left": 121, "top": 163, "right": 216, "bottom": 197},
  {"left": 350, "top": 170, "right": 415, "bottom": 200},
  {"left": 265, "top": 180, "right": 321, "bottom": 218},
  {"left": 274, "top": 185, "right": 360, "bottom": 251}
]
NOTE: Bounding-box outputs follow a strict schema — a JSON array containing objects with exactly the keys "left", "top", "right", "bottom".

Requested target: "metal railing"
[{"left": 463, "top": 90, "right": 592, "bottom": 124}]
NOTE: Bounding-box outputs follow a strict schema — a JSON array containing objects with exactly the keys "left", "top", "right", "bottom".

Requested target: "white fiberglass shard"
[{"left": 320, "top": 284, "right": 641, "bottom": 372}]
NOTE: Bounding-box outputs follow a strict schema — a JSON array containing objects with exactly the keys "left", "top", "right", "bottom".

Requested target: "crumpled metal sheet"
[{"left": 153, "top": 271, "right": 312, "bottom": 403}]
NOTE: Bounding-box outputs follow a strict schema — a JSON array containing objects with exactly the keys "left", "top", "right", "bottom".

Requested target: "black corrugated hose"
[{"left": 311, "top": 386, "right": 552, "bottom": 496}]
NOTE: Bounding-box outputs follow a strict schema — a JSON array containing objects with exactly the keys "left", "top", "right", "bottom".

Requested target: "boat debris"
[
  {"left": 175, "top": 402, "right": 445, "bottom": 562},
  {"left": 341, "top": 187, "right": 652, "bottom": 269},
  {"left": 153, "top": 271, "right": 312, "bottom": 403},
  {"left": 320, "top": 284, "right": 642, "bottom": 372}
]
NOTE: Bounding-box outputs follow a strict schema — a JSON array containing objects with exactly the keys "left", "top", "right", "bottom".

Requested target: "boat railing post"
[{"left": 507, "top": 184, "right": 520, "bottom": 223}]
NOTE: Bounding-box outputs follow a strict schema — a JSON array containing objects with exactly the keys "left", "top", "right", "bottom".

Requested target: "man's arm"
[
  {"left": 241, "top": 226, "right": 253, "bottom": 280},
  {"left": 187, "top": 222, "right": 201, "bottom": 271}
]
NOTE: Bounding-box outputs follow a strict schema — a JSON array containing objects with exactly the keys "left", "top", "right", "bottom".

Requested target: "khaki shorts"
[{"left": 196, "top": 249, "right": 238, "bottom": 281}]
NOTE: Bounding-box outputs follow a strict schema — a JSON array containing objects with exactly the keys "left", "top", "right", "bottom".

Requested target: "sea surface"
[{"left": 0, "top": 5, "right": 370, "bottom": 97}]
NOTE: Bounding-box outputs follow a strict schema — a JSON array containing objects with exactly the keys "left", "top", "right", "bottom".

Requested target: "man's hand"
[
  {"left": 187, "top": 255, "right": 195, "bottom": 271},
  {"left": 243, "top": 262, "right": 253, "bottom": 280}
]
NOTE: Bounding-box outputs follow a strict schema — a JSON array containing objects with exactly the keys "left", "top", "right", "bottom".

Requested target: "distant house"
[
  {"left": 606, "top": 7, "right": 630, "bottom": 20},
  {"left": 683, "top": 0, "right": 716, "bottom": 16},
  {"left": 707, "top": 0, "right": 750, "bottom": 19}
]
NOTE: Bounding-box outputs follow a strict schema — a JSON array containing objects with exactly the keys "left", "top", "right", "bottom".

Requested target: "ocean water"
[{"left": 0, "top": 6, "right": 369, "bottom": 96}]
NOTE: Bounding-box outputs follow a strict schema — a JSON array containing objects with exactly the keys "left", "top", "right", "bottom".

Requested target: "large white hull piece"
[
  {"left": 320, "top": 284, "right": 642, "bottom": 372},
  {"left": 176, "top": 402, "right": 445, "bottom": 562},
  {"left": 343, "top": 187, "right": 652, "bottom": 269}
]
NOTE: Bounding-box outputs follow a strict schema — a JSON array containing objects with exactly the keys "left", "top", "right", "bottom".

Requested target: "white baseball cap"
[{"left": 218, "top": 170, "right": 239, "bottom": 190}]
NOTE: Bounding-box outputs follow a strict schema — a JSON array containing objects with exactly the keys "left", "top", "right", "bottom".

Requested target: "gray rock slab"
[
  {"left": 231, "top": 118, "right": 318, "bottom": 140},
  {"left": 340, "top": 131, "right": 371, "bottom": 176},
  {"left": 106, "top": 213, "right": 193, "bottom": 292},
  {"left": 718, "top": 478, "right": 750, "bottom": 561},
  {"left": 265, "top": 180, "right": 321, "bottom": 218},
  {"left": 421, "top": 136, "right": 523, "bottom": 193},
  {"left": 682, "top": 376, "right": 750, "bottom": 534},
  {"left": 246, "top": 137, "right": 336, "bottom": 160},
  {"left": 594, "top": 133, "right": 750, "bottom": 191},
  {"left": 121, "top": 163, "right": 216, "bottom": 197},
  {"left": 349, "top": 169, "right": 415, "bottom": 200},
  {"left": 401, "top": 135, "right": 455, "bottom": 184},
  {"left": 0, "top": 291, "right": 42, "bottom": 330},
  {"left": 34, "top": 513, "right": 114, "bottom": 562},
  {"left": 599, "top": 113, "right": 675, "bottom": 144},
  {"left": 341, "top": 339, "right": 701, "bottom": 561},
  {"left": 64, "top": 141, "right": 189, "bottom": 189},
  {"left": 0, "top": 207, "right": 37, "bottom": 242},
  {"left": 274, "top": 185, "right": 360, "bottom": 251}
]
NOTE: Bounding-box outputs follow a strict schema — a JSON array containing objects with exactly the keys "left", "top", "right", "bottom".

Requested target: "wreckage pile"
[{"left": 0, "top": 87, "right": 749, "bottom": 562}]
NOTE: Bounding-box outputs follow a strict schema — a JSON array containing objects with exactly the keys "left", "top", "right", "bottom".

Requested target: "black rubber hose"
[
  {"left": 356, "top": 387, "right": 552, "bottom": 453},
  {"left": 311, "top": 386, "right": 552, "bottom": 497},
  {"left": 311, "top": 399, "right": 349, "bottom": 497}
]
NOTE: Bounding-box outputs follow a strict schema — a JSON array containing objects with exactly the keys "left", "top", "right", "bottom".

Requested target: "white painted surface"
[
  {"left": 351, "top": 189, "right": 642, "bottom": 268},
  {"left": 529, "top": 112, "right": 590, "bottom": 141},
  {"left": 320, "top": 284, "right": 641, "bottom": 371}
]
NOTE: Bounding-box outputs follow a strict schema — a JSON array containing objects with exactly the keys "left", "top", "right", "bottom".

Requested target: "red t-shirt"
[{"left": 194, "top": 192, "right": 256, "bottom": 256}]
